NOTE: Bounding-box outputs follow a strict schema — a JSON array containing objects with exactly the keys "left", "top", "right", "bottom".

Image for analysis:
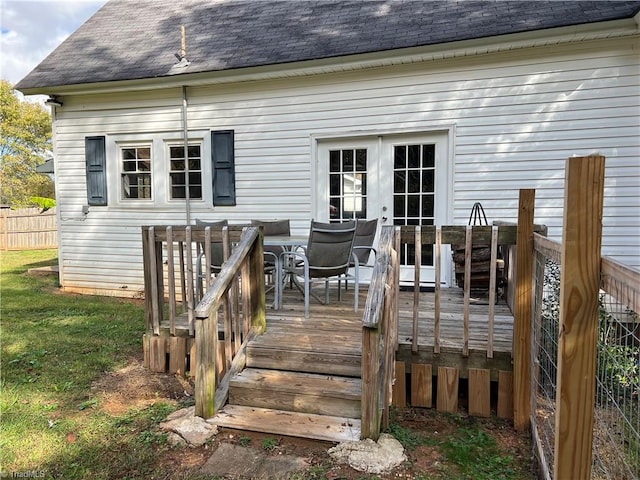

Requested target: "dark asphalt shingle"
[{"left": 16, "top": 0, "right": 640, "bottom": 91}]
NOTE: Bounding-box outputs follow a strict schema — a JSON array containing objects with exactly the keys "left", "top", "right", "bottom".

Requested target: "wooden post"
[
  {"left": 412, "top": 226, "right": 421, "bottom": 353},
  {"left": 513, "top": 189, "right": 535, "bottom": 431},
  {"left": 434, "top": 227, "right": 441, "bottom": 353},
  {"left": 195, "top": 310, "right": 218, "bottom": 418},
  {"left": 554, "top": 155, "right": 605, "bottom": 479},
  {"left": 361, "top": 326, "right": 380, "bottom": 440},
  {"left": 462, "top": 226, "right": 472, "bottom": 357},
  {"left": 249, "top": 229, "right": 266, "bottom": 332}
]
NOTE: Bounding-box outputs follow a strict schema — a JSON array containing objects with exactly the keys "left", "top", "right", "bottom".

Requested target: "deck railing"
[
  {"left": 141, "top": 224, "right": 266, "bottom": 417},
  {"left": 360, "top": 226, "right": 399, "bottom": 439},
  {"left": 397, "top": 223, "right": 521, "bottom": 357},
  {"left": 141, "top": 224, "right": 248, "bottom": 336},
  {"left": 192, "top": 226, "right": 266, "bottom": 418}
]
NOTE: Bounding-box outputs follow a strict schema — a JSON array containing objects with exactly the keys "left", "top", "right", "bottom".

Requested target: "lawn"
[
  {"left": 0, "top": 249, "right": 185, "bottom": 479},
  {"left": 1, "top": 250, "right": 536, "bottom": 479}
]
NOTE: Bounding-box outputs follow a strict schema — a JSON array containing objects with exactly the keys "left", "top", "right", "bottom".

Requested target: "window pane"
[
  {"left": 123, "top": 161, "right": 136, "bottom": 172},
  {"left": 171, "top": 159, "right": 185, "bottom": 171},
  {"left": 408, "top": 145, "right": 420, "bottom": 168},
  {"left": 188, "top": 145, "right": 200, "bottom": 158},
  {"left": 408, "top": 171, "right": 420, "bottom": 193},
  {"left": 422, "top": 194, "right": 434, "bottom": 218},
  {"left": 394, "top": 146, "right": 406, "bottom": 169},
  {"left": 394, "top": 195, "right": 404, "bottom": 217},
  {"left": 188, "top": 172, "right": 201, "bottom": 185},
  {"left": 355, "top": 149, "right": 367, "bottom": 171},
  {"left": 407, "top": 195, "right": 420, "bottom": 217},
  {"left": 330, "top": 174, "right": 341, "bottom": 195},
  {"left": 359, "top": 173, "right": 367, "bottom": 195},
  {"left": 330, "top": 198, "right": 340, "bottom": 219},
  {"left": 329, "top": 150, "right": 340, "bottom": 172},
  {"left": 188, "top": 159, "right": 201, "bottom": 170},
  {"left": 170, "top": 146, "right": 183, "bottom": 158},
  {"left": 122, "top": 148, "right": 136, "bottom": 160},
  {"left": 138, "top": 160, "right": 151, "bottom": 171},
  {"left": 394, "top": 171, "right": 406, "bottom": 194},
  {"left": 422, "top": 169, "right": 434, "bottom": 193},
  {"left": 189, "top": 186, "right": 202, "bottom": 198},
  {"left": 172, "top": 172, "right": 185, "bottom": 185},
  {"left": 342, "top": 149, "right": 353, "bottom": 171},
  {"left": 172, "top": 186, "right": 185, "bottom": 198},
  {"left": 138, "top": 148, "right": 151, "bottom": 159},
  {"left": 422, "top": 145, "right": 435, "bottom": 168}
]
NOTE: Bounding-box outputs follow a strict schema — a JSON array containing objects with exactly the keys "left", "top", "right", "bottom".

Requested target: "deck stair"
[{"left": 208, "top": 311, "right": 364, "bottom": 442}]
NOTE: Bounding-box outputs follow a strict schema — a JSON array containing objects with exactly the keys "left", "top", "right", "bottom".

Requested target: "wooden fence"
[{"left": 0, "top": 207, "right": 57, "bottom": 251}]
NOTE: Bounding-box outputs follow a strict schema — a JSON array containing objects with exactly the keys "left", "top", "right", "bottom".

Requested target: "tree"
[{"left": 0, "top": 80, "right": 53, "bottom": 207}]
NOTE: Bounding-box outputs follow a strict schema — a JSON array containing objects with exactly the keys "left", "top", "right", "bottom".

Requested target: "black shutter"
[
  {"left": 85, "top": 136, "right": 107, "bottom": 206},
  {"left": 211, "top": 130, "right": 236, "bottom": 206}
]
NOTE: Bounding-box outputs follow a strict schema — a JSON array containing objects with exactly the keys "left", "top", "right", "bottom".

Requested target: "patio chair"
[
  {"left": 279, "top": 219, "right": 356, "bottom": 317},
  {"left": 251, "top": 219, "right": 291, "bottom": 305},
  {"left": 195, "top": 219, "right": 228, "bottom": 300},
  {"left": 341, "top": 218, "right": 378, "bottom": 310}
]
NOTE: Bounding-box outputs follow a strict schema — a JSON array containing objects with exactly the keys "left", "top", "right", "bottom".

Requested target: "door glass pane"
[
  {"left": 392, "top": 143, "right": 437, "bottom": 267},
  {"left": 328, "top": 148, "right": 367, "bottom": 221}
]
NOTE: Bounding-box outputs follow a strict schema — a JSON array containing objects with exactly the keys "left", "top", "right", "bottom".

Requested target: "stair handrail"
[
  {"left": 193, "top": 226, "right": 266, "bottom": 418},
  {"left": 361, "top": 225, "right": 398, "bottom": 439}
]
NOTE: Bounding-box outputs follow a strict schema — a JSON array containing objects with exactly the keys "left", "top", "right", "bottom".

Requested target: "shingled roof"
[{"left": 16, "top": 0, "right": 640, "bottom": 92}]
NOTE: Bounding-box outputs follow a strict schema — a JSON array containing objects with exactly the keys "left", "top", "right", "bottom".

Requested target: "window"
[
  {"left": 329, "top": 148, "right": 367, "bottom": 221},
  {"left": 121, "top": 146, "right": 152, "bottom": 199},
  {"left": 169, "top": 144, "right": 202, "bottom": 200}
]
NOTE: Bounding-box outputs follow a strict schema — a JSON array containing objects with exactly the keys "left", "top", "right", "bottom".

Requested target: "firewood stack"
[{"left": 452, "top": 203, "right": 505, "bottom": 292}]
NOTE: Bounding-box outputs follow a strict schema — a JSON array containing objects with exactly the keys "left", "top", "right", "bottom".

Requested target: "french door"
[{"left": 316, "top": 132, "right": 450, "bottom": 285}]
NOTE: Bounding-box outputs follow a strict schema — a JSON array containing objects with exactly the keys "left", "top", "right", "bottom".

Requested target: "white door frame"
[{"left": 312, "top": 127, "right": 455, "bottom": 286}]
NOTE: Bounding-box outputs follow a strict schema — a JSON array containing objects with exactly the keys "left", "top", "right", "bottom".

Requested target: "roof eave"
[{"left": 17, "top": 17, "right": 640, "bottom": 97}]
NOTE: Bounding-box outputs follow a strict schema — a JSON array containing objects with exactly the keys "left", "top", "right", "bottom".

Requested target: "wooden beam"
[
  {"left": 554, "top": 155, "right": 605, "bottom": 480},
  {"left": 513, "top": 188, "right": 535, "bottom": 431}
]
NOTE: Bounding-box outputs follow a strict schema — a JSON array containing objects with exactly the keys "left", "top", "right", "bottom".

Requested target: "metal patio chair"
[
  {"left": 279, "top": 219, "right": 356, "bottom": 317},
  {"left": 341, "top": 218, "right": 378, "bottom": 311}
]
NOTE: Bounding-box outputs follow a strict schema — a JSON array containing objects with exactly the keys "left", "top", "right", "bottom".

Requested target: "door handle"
[{"left": 382, "top": 216, "right": 388, "bottom": 223}]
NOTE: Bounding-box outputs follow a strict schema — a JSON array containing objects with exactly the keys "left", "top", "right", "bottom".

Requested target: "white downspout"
[{"left": 182, "top": 85, "right": 190, "bottom": 225}]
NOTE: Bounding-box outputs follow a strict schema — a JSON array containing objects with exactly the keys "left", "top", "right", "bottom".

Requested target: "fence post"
[
  {"left": 513, "top": 189, "right": 535, "bottom": 431},
  {"left": 554, "top": 155, "right": 605, "bottom": 479}
]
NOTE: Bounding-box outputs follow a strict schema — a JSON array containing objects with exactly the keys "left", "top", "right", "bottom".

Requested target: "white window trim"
[
  {"left": 105, "top": 131, "right": 211, "bottom": 209},
  {"left": 164, "top": 137, "right": 207, "bottom": 204}
]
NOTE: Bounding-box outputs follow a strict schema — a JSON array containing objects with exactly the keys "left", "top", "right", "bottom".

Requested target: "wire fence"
[
  {"left": 594, "top": 260, "right": 639, "bottom": 480},
  {"left": 531, "top": 240, "right": 639, "bottom": 479}
]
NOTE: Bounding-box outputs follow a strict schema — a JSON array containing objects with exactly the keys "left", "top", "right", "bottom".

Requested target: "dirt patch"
[
  {"left": 91, "top": 355, "right": 193, "bottom": 415},
  {"left": 90, "top": 358, "right": 535, "bottom": 479}
]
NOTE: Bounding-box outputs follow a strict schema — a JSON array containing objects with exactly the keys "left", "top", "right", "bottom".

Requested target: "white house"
[{"left": 17, "top": 0, "right": 640, "bottom": 297}]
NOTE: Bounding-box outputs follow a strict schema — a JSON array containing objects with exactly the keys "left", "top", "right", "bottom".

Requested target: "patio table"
[{"left": 263, "top": 235, "right": 308, "bottom": 309}]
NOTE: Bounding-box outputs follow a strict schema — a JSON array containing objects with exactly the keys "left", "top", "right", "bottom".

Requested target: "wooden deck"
[{"left": 160, "top": 282, "right": 515, "bottom": 374}]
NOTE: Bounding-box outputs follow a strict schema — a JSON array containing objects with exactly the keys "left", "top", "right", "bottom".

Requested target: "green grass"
[
  {"left": 0, "top": 250, "right": 179, "bottom": 479},
  {"left": 386, "top": 411, "right": 534, "bottom": 480}
]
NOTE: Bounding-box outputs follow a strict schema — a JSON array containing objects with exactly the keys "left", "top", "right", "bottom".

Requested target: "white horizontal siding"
[{"left": 53, "top": 36, "right": 640, "bottom": 295}]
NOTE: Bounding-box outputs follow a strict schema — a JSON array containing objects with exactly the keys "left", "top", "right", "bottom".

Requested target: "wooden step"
[
  {"left": 229, "top": 368, "right": 361, "bottom": 418},
  {"left": 209, "top": 405, "right": 361, "bottom": 443},
  {"left": 246, "top": 346, "right": 361, "bottom": 377}
]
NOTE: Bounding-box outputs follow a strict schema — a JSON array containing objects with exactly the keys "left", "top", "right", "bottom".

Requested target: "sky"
[{"left": 0, "top": 0, "right": 108, "bottom": 99}]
